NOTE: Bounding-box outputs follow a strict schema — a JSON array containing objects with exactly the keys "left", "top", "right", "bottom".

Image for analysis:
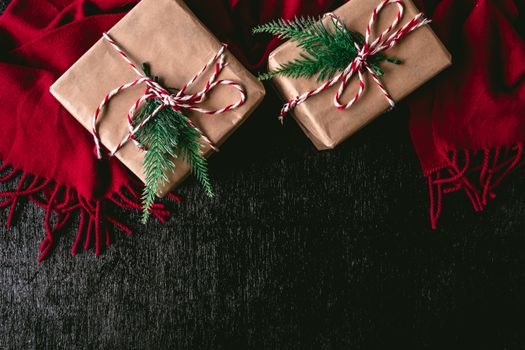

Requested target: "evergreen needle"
[
  {"left": 254, "top": 16, "right": 402, "bottom": 82},
  {"left": 133, "top": 96, "right": 214, "bottom": 224}
]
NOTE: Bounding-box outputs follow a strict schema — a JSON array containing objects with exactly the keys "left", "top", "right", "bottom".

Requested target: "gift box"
[
  {"left": 267, "top": 0, "right": 451, "bottom": 150},
  {"left": 51, "top": 0, "right": 265, "bottom": 196}
]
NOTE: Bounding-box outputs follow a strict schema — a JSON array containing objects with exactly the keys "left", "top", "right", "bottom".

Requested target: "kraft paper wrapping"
[
  {"left": 50, "top": 0, "right": 265, "bottom": 196},
  {"left": 268, "top": 0, "right": 451, "bottom": 150}
]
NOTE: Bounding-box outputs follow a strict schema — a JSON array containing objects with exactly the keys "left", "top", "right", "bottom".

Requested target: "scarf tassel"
[
  {"left": 0, "top": 162, "right": 181, "bottom": 262},
  {"left": 427, "top": 143, "right": 524, "bottom": 229},
  {"left": 4, "top": 142, "right": 521, "bottom": 257}
]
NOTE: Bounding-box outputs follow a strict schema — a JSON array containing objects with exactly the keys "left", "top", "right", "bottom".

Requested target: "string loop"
[
  {"left": 92, "top": 33, "right": 247, "bottom": 158},
  {"left": 278, "top": 0, "right": 430, "bottom": 122}
]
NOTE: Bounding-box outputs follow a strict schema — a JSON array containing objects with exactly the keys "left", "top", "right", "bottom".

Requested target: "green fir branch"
[
  {"left": 133, "top": 77, "right": 214, "bottom": 223},
  {"left": 170, "top": 111, "right": 214, "bottom": 198},
  {"left": 134, "top": 100, "right": 179, "bottom": 224},
  {"left": 254, "top": 16, "right": 402, "bottom": 82}
]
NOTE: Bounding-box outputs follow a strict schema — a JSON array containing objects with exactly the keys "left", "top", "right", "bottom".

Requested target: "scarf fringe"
[
  {"left": 0, "top": 162, "right": 181, "bottom": 262},
  {"left": 427, "top": 143, "right": 524, "bottom": 229},
  {"left": 5, "top": 141, "right": 521, "bottom": 256}
]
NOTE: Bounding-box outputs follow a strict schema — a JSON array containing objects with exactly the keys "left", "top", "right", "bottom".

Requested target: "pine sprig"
[
  {"left": 170, "top": 111, "right": 214, "bottom": 198},
  {"left": 254, "top": 16, "right": 402, "bottom": 82},
  {"left": 253, "top": 17, "right": 332, "bottom": 48},
  {"left": 134, "top": 99, "right": 179, "bottom": 224},
  {"left": 133, "top": 65, "right": 214, "bottom": 223}
]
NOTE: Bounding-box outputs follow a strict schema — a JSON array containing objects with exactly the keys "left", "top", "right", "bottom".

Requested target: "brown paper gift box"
[
  {"left": 268, "top": 0, "right": 451, "bottom": 150},
  {"left": 50, "top": 0, "right": 265, "bottom": 196}
]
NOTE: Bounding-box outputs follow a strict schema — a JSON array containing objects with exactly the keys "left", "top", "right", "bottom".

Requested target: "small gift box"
[
  {"left": 50, "top": 0, "right": 265, "bottom": 197},
  {"left": 265, "top": 0, "right": 451, "bottom": 150}
]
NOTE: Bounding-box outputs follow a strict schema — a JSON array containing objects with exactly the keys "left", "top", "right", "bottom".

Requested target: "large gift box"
[
  {"left": 267, "top": 0, "right": 451, "bottom": 150},
  {"left": 51, "top": 0, "right": 265, "bottom": 196}
]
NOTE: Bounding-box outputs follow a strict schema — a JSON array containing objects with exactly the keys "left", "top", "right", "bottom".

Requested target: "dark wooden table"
[{"left": 1, "top": 1, "right": 525, "bottom": 349}]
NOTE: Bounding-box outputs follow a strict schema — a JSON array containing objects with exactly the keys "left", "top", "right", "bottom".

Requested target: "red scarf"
[
  {"left": 408, "top": 0, "right": 525, "bottom": 228},
  {"left": 1, "top": 0, "right": 523, "bottom": 261}
]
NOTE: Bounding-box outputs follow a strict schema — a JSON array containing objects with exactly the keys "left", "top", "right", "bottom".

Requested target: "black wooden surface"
[{"left": 1, "top": 1, "right": 525, "bottom": 349}]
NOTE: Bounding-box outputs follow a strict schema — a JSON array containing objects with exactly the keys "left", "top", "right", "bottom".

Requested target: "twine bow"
[
  {"left": 278, "top": 0, "right": 430, "bottom": 122},
  {"left": 92, "top": 33, "right": 247, "bottom": 159}
]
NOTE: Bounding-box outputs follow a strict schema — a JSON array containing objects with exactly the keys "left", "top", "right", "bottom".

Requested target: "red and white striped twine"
[
  {"left": 92, "top": 32, "right": 247, "bottom": 159},
  {"left": 278, "top": 0, "right": 430, "bottom": 123}
]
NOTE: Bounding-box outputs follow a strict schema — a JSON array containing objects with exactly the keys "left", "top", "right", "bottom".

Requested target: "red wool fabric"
[
  {"left": 0, "top": 0, "right": 523, "bottom": 261},
  {"left": 409, "top": 0, "right": 525, "bottom": 228}
]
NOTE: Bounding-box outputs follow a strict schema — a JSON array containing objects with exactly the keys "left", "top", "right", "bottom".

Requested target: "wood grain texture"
[{"left": 1, "top": 1, "right": 525, "bottom": 348}]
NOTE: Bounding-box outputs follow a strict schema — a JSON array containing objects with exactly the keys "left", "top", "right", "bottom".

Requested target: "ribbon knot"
[
  {"left": 92, "top": 33, "right": 247, "bottom": 159},
  {"left": 355, "top": 47, "right": 369, "bottom": 63},
  {"left": 279, "top": 0, "right": 430, "bottom": 123}
]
